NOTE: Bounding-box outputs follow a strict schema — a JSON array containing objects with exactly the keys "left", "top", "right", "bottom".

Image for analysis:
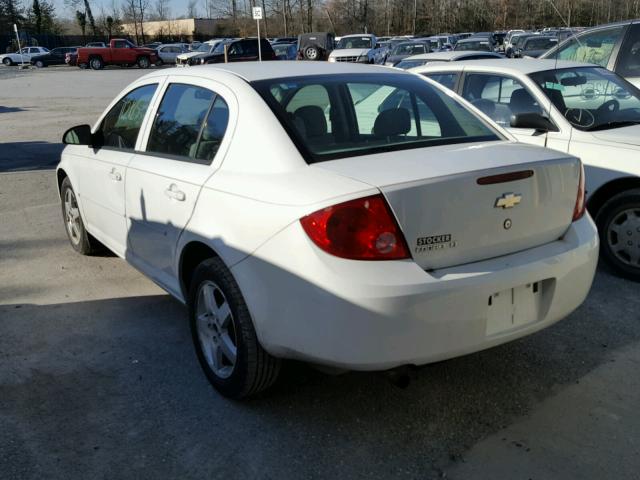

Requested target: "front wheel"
[
  {"left": 137, "top": 56, "right": 150, "bottom": 69},
  {"left": 60, "top": 177, "right": 97, "bottom": 255},
  {"left": 188, "top": 258, "right": 281, "bottom": 399},
  {"left": 596, "top": 189, "right": 640, "bottom": 282},
  {"left": 3, "top": 57, "right": 12, "bottom": 66}
]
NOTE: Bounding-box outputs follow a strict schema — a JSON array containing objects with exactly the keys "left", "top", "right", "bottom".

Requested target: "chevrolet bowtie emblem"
[{"left": 495, "top": 193, "right": 522, "bottom": 209}]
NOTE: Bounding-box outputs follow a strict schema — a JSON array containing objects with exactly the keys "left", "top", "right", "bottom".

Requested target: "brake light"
[
  {"left": 572, "top": 163, "right": 586, "bottom": 221},
  {"left": 300, "top": 194, "right": 410, "bottom": 260}
]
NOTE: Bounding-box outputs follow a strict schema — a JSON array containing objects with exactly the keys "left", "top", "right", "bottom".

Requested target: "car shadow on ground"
[
  {"left": 0, "top": 141, "right": 64, "bottom": 172},
  {"left": 1, "top": 267, "right": 638, "bottom": 478}
]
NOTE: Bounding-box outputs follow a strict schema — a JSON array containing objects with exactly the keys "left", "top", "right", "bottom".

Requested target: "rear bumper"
[{"left": 231, "top": 215, "right": 599, "bottom": 370}]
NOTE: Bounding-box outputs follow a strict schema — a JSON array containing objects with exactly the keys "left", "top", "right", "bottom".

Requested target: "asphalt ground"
[{"left": 1, "top": 65, "right": 639, "bottom": 479}]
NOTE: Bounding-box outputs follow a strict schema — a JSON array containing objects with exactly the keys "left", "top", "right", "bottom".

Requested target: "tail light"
[
  {"left": 572, "top": 163, "right": 586, "bottom": 221},
  {"left": 300, "top": 194, "right": 410, "bottom": 260}
]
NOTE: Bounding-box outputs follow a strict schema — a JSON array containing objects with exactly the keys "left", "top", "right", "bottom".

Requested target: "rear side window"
[
  {"left": 548, "top": 25, "right": 624, "bottom": 67},
  {"left": 616, "top": 24, "right": 640, "bottom": 77},
  {"left": 100, "top": 84, "right": 157, "bottom": 150},
  {"left": 146, "top": 83, "right": 229, "bottom": 163},
  {"left": 423, "top": 73, "right": 458, "bottom": 91},
  {"left": 253, "top": 73, "right": 500, "bottom": 163}
]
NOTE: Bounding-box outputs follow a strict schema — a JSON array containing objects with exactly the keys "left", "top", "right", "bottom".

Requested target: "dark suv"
[
  {"left": 541, "top": 19, "right": 640, "bottom": 88},
  {"left": 199, "top": 39, "right": 276, "bottom": 64}
]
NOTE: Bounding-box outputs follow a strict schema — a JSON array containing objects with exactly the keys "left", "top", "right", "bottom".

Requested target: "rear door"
[{"left": 125, "top": 76, "right": 234, "bottom": 294}]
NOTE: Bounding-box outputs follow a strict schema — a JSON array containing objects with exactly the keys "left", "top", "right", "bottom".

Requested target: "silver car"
[{"left": 155, "top": 44, "right": 189, "bottom": 66}]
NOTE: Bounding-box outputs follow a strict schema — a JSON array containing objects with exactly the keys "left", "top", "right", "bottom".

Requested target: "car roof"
[
  {"left": 342, "top": 33, "right": 375, "bottom": 38},
  {"left": 405, "top": 51, "right": 500, "bottom": 60},
  {"left": 412, "top": 58, "right": 596, "bottom": 74},
  {"left": 143, "top": 61, "right": 408, "bottom": 82}
]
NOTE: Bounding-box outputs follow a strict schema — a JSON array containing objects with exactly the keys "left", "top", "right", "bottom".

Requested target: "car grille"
[{"left": 335, "top": 56, "right": 360, "bottom": 62}]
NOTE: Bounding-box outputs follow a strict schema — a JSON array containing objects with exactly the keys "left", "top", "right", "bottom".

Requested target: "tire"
[
  {"left": 89, "top": 56, "right": 103, "bottom": 70},
  {"left": 60, "top": 177, "right": 97, "bottom": 255},
  {"left": 3, "top": 57, "right": 12, "bottom": 66},
  {"left": 155, "top": 58, "right": 163, "bottom": 66},
  {"left": 188, "top": 257, "right": 281, "bottom": 399},
  {"left": 34, "top": 59, "right": 44, "bottom": 68},
  {"left": 303, "top": 45, "right": 320, "bottom": 61},
  {"left": 137, "top": 56, "right": 150, "bottom": 69},
  {"left": 595, "top": 188, "right": 640, "bottom": 282}
]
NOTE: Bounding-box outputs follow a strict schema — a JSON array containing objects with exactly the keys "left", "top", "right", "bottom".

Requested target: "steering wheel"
[
  {"left": 597, "top": 99, "right": 620, "bottom": 114},
  {"left": 564, "top": 108, "right": 595, "bottom": 128}
]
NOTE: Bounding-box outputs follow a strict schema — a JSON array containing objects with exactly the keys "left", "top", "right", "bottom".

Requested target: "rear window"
[{"left": 252, "top": 73, "right": 501, "bottom": 163}]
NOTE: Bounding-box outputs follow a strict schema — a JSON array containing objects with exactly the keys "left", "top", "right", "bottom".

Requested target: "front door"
[
  {"left": 125, "top": 78, "right": 232, "bottom": 294},
  {"left": 73, "top": 82, "right": 159, "bottom": 256}
]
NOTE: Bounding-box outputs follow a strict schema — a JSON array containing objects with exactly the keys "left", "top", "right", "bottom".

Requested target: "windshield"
[
  {"left": 529, "top": 67, "right": 640, "bottom": 131},
  {"left": 337, "top": 37, "right": 373, "bottom": 49},
  {"left": 392, "top": 43, "right": 428, "bottom": 55},
  {"left": 196, "top": 43, "right": 212, "bottom": 52},
  {"left": 524, "top": 37, "right": 557, "bottom": 51},
  {"left": 455, "top": 41, "right": 490, "bottom": 51},
  {"left": 252, "top": 73, "right": 501, "bottom": 163}
]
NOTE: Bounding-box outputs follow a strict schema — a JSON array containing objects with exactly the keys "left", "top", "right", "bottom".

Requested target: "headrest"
[{"left": 373, "top": 108, "right": 411, "bottom": 137}]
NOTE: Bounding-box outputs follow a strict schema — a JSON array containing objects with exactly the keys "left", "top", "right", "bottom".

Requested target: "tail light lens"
[
  {"left": 572, "top": 163, "right": 586, "bottom": 221},
  {"left": 300, "top": 194, "right": 410, "bottom": 260}
]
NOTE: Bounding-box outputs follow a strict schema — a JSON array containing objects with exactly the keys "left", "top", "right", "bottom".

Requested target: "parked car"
[
  {"left": 1, "top": 46, "right": 49, "bottom": 66},
  {"left": 198, "top": 38, "right": 276, "bottom": 64},
  {"left": 505, "top": 32, "right": 535, "bottom": 57},
  {"left": 514, "top": 36, "right": 558, "bottom": 58},
  {"left": 176, "top": 41, "right": 222, "bottom": 66},
  {"left": 426, "top": 35, "right": 455, "bottom": 52},
  {"left": 329, "top": 34, "right": 381, "bottom": 63},
  {"left": 541, "top": 19, "right": 640, "bottom": 88},
  {"left": 30, "top": 46, "right": 81, "bottom": 67},
  {"left": 273, "top": 42, "right": 297, "bottom": 60},
  {"left": 297, "top": 32, "right": 335, "bottom": 61},
  {"left": 76, "top": 39, "right": 159, "bottom": 70},
  {"left": 412, "top": 58, "right": 640, "bottom": 279},
  {"left": 454, "top": 37, "right": 494, "bottom": 52},
  {"left": 65, "top": 51, "right": 78, "bottom": 66},
  {"left": 394, "top": 50, "right": 502, "bottom": 70},
  {"left": 155, "top": 43, "right": 189, "bottom": 65},
  {"left": 58, "top": 62, "right": 597, "bottom": 398},
  {"left": 383, "top": 41, "right": 430, "bottom": 66}
]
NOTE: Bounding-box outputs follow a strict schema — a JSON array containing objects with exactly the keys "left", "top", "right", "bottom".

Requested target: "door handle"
[
  {"left": 109, "top": 168, "right": 122, "bottom": 182},
  {"left": 164, "top": 184, "right": 186, "bottom": 201}
]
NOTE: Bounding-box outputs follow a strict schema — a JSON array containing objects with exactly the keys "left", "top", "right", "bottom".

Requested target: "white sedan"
[
  {"left": 412, "top": 59, "right": 640, "bottom": 281},
  {"left": 1, "top": 46, "right": 49, "bottom": 66},
  {"left": 57, "top": 62, "right": 598, "bottom": 398}
]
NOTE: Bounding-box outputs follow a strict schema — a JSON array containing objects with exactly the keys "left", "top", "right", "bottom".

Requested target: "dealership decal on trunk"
[{"left": 415, "top": 234, "right": 458, "bottom": 253}]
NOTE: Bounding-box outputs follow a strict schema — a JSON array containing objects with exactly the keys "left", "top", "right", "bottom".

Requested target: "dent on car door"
[
  {"left": 72, "top": 83, "right": 158, "bottom": 256},
  {"left": 125, "top": 81, "right": 231, "bottom": 294}
]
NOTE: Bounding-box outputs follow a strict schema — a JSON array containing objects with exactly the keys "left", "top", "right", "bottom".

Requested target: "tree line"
[{"left": 2, "top": 0, "right": 640, "bottom": 41}]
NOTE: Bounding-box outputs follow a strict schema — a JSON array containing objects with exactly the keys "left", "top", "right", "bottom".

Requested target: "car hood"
[
  {"left": 330, "top": 48, "right": 371, "bottom": 57},
  {"left": 591, "top": 124, "right": 640, "bottom": 147},
  {"left": 177, "top": 51, "right": 206, "bottom": 60}
]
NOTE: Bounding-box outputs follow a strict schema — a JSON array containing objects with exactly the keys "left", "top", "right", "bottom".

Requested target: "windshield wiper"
[{"left": 586, "top": 120, "right": 640, "bottom": 131}]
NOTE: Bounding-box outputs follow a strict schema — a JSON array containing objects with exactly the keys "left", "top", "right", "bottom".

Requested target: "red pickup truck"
[{"left": 77, "top": 39, "right": 159, "bottom": 70}]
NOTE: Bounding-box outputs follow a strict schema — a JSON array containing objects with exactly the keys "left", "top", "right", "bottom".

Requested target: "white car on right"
[{"left": 411, "top": 59, "right": 640, "bottom": 280}]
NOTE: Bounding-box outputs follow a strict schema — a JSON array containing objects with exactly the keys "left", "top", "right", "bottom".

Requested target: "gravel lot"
[{"left": 1, "top": 65, "right": 640, "bottom": 479}]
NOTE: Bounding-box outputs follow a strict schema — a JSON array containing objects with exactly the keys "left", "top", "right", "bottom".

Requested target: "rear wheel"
[
  {"left": 303, "top": 45, "right": 319, "bottom": 60},
  {"left": 596, "top": 189, "right": 640, "bottom": 282},
  {"left": 60, "top": 177, "right": 97, "bottom": 255},
  {"left": 188, "top": 257, "right": 281, "bottom": 399},
  {"left": 34, "top": 59, "right": 45, "bottom": 68},
  {"left": 89, "top": 56, "right": 103, "bottom": 70},
  {"left": 137, "top": 56, "right": 150, "bottom": 69}
]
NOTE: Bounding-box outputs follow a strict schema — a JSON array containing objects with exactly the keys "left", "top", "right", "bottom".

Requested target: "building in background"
[{"left": 121, "top": 18, "right": 218, "bottom": 39}]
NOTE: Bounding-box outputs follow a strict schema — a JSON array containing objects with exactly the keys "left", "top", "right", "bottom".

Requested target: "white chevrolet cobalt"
[{"left": 57, "top": 62, "right": 598, "bottom": 398}]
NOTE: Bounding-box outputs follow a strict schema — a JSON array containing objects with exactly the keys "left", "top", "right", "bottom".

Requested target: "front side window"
[
  {"left": 530, "top": 66, "right": 640, "bottom": 131},
  {"left": 462, "top": 73, "right": 541, "bottom": 127},
  {"left": 253, "top": 73, "right": 500, "bottom": 163},
  {"left": 146, "top": 83, "right": 229, "bottom": 162},
  {"left": 546, "top": 26, "right": 624, "bottom": 67},
  {"left": 100, "top": 84, "right": 157, "bottom": 150}
]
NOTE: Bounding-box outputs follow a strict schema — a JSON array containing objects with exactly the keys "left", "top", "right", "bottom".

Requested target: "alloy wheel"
[
  {"left": 64, "top": 188, "right": 82, "bottom": 245},
  {"left": 195, "top": 280, "right": 238, "bottom": 379}
]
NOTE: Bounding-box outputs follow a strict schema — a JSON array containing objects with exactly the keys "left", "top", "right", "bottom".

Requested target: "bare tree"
[
  {"left": 187, "top": 0, "right": 198, "bottom": 17},
  {"left": 154, "top": 0, "right": 169, "bottom": 20}
]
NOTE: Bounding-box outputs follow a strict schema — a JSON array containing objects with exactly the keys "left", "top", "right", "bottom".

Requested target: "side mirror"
[
  {"left": 510, "top": 113, "right": 559, "bottom": 133},
  {"left": 62, "top": 124, "right": 92, "bottom": 145}
]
